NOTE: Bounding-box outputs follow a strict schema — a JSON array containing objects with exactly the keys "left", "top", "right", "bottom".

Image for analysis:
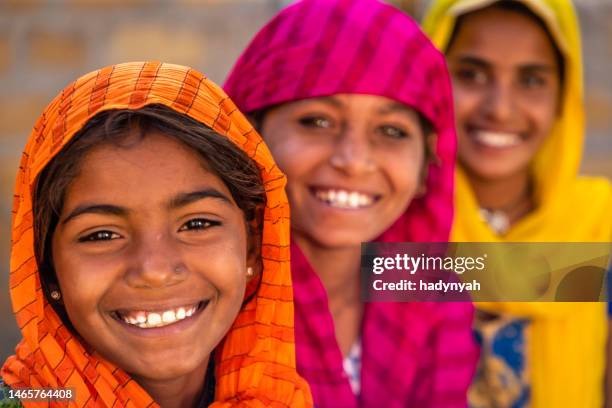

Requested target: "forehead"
[
  {"left": 449, "top": 7, "right": 559, "bottom": 67},
  {"left": 65, "top": 132, "right": 230, "bottom": 206},
  {"left": 289, "top": 94, "right": 420, "bottom": 118}
]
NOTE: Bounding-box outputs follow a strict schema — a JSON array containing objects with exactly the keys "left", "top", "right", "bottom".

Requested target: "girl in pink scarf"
[{"left": 225, "top": 0, "right": 478, "bottom": 406}]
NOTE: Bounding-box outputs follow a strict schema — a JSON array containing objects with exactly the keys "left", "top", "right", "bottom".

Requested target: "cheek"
[
  {"left": 188, "top": 233, "right": 248, "bottom": 303},
  {"left": 52, "top": 241, "right": 115, "bottom": 315},
  {"left": 383, "top": 150, "right": 423, "bottom": 197},
  {"left": 265, "top": 134, "right": 329, "bottom": 183},
  {"left": 452, "top": 84, "right": 482, "bottom": 124},
  {"left": 529, "top": 98, "right": 559, "bottom": 137}
]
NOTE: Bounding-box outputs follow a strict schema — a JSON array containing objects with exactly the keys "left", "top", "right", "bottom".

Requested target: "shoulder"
[
  {"left": 564, "top": 176, "right": 612, "bottom": 236},
  {"left": 0, "top": 379, "right": 24, "bottom": 408},
  {"left": 573, "top": 176, "right": 612, "bottom": 196}
]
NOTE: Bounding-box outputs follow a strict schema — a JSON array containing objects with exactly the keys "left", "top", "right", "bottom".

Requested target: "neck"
[
  {"left": 467, "top": 169, "right": 534, "bottom": 224},
  {"left": 132, "top": 357, "right": 209, "bottom": 408},
  {"left": 294, "top": 234, "right": 363, "bottom": 355},
  {"left": 295, "top": 236, "right": 362, "bottom": 300}
]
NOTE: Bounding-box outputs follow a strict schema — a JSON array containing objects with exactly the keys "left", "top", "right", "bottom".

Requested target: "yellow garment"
[{"left": 423, "top": 1, "right": 612, "bottom": 407}]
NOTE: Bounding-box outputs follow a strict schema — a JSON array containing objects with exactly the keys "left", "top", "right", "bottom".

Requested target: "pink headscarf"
[
  {"left": 225, "top": 0, "right": 477, "bottom": 406},
  {"left": 225, "top": 0, "right": 455, "bottom": 240}
]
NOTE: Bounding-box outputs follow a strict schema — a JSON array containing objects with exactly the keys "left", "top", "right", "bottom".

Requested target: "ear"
[{"left": 416, "top": 132, "right": 438, "bottom": 198}]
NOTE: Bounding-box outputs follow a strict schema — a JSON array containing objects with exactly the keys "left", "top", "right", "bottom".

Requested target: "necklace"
[{"left": 479, "top": 185, "right": 533, "bottom": 235}]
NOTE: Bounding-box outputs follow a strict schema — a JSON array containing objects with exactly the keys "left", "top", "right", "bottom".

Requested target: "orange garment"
[{"left": 1, "top": 61, "right": 312, "bottom": 408}]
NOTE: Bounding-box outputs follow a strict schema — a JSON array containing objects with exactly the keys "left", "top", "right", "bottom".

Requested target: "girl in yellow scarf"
[{"left": 423, "top": 1, "right": 611, "bottom": 407}]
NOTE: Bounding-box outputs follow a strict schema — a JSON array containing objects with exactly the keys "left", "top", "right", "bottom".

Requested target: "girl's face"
[
  {"left": 261, "top": 94, "right": 427, "bottom": 249},
  {"left": 446, "top": 7, "right": 561, "bottom": 182},
  {"left": 52, "top": 132, "right": 253, "bottom": 383}
]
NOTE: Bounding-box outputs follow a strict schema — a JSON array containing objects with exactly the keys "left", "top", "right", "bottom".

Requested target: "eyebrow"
[
  {"left": 307, "top": 95, "right": 344, "bottom": 109},
  {"left": 452, "top": 55, "right": 555, "bottom": 73},
  {"left": 61, "top": 189, "right": 233, "bottom": 225},
  {"left": 61, "top": 204, "right": 129, "bottom": 225},
  {"left": 168, "top": 188, "right": 233, "bottom": 210},
  {"left": 377, "top": 101, "right": 416, "bottom": 117},
  {"left": 451, "top": 55, "right": 491, "bottom": 69}
]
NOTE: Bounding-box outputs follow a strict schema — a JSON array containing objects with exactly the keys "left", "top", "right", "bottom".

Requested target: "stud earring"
[
  {"left": 247, "top": 266, "right": 254, "bottom": 277},
  {"left": 50, "top": 290, "right": 62, "bottom": 301}
]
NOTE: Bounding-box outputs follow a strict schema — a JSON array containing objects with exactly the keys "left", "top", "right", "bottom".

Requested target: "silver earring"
[
  {"left": 50, "top": 290, "right": 61, "bottom": 301},
  {"left": 247, "top": 266, "right": 254, "bottom": 277}
]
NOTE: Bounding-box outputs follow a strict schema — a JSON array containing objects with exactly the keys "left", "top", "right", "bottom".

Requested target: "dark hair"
[
  {"left": 447, "top": 0, "right": 565, "bottom": 86},
  {"left": 34, "top": 104, "right": 266, "bottom": 313}
]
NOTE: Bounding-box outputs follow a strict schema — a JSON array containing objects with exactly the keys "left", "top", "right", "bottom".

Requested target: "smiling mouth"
[
  {"left": 470, "top": 130, "right": 523, "bottom": 148},
  {"left": 112, "top": 301, "right": 208, "bottom": 329},
  {"left": 311, "top": 187, "right": 380, "bottom": 209}
]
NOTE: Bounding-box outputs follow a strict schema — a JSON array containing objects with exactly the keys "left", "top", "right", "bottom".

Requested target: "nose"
[
  {"left": 482, "top": 80, "right": 516, "bottom": 123},
  {"left": 124, "top": 231, "right": 188, "bottom": 288},
  {"left": 329, "top": 127, "right": 376, "bottom": 176}
]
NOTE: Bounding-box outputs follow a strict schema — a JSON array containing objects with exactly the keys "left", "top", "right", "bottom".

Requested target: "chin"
[
  {"left": 130, "top": 359, "right": 204, "bottom": 381},
  {"left": 462, "top": 160, "right": 530, "bottom": 182}
]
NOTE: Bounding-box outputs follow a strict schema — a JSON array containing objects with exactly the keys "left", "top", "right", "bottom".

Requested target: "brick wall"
[{"left": 0, "top": 0, "right": 610, "bottom": 362}]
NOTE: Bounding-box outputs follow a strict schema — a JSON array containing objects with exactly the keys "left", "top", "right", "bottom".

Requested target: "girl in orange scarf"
[{"left": 0, "top": 61, "right": 312, "bottom": 408}]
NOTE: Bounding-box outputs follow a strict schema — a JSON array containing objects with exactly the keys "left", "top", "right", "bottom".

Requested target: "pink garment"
[{"left": 225, "top": 0, "right": 478, "bottom": 406}]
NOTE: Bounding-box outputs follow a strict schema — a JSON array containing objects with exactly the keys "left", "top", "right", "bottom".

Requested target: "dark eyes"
[
  {"left": 178, "top": 218, "right": 221, "bottom": 231},
  {"left": 298, "top": 115, "right": 411, "bottom": 141},
  {"left": 378, "top": 125, "right": 410, "bottom": 139},
  {"left": 78, "top": 231, "right": 120, "bottom": 242},
  {"left": 454, "top": 67, "right": 488, "bottom": 85},
  {"left": 520, "top": 74, "right": 547, "bottom": 88},
  {"left": 298, "top": 115, "right": 333, "bottom": 129},
  {"left": 77, "top": 218, "right": 220, "bottom": 243},
  {"left": 455, "top": 66, "right": 549, "bottom": 90}
]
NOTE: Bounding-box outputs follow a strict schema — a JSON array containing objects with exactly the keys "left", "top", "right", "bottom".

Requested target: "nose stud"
[{"left": 247, "top": 267, "right": 254, "bottom": 277}]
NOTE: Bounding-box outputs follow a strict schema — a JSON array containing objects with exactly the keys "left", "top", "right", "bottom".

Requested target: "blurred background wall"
[{"left": 1, "top": 0, "right": 610, "bottom": 362}]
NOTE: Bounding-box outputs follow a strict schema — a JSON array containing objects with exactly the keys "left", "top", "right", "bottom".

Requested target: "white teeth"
[
  {"left": 147, "top": 313, "right": 161, "bottom": 326},
  {"left": 337, "top": 190, "right": 348, "bottom": 206},
  {"left": 162, "top": 311, "right": 176, "bottom": 323},
  {"left": 314, "top": 188, "right": 375, "bottom": 209},
  {"left": 358, "top": 194, "right": 370, "bottom": 206},
  {"left": 473, "top": 131, "right": 521, "bottom": 148},
  {"left": 119, "top": 303, "right": 201, "bottom": 329}
]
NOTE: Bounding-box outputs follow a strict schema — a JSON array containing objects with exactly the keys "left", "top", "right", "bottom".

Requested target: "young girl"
[
  {"left": 423, "top": 1, "right": 612, "bottom": 407},
  {"left": 0, "top": 62, "right": 312, "bottom": 407},
  {"left": 225, "top": 0, "right": 478, "bottom": 406}
]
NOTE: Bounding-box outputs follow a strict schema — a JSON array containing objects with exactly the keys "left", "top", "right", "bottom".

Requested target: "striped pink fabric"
[{"left": 225, "top": 0, "right": 478, "bottom": 406}]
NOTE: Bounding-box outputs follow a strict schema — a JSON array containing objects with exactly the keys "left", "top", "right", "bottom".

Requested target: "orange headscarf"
[{"left": 1, "top": 61, "right": 312, "bottom": 408}]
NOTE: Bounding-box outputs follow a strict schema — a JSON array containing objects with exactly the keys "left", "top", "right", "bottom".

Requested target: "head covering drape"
[
  {"left": 423, "top": 1, "right": 612, "bottom": 407},
  {"left": 1, "top": 61, "right": 312, "bottom": 408},
  {"left": 225, "top": 1, "right": 478, "bottom": 406}
]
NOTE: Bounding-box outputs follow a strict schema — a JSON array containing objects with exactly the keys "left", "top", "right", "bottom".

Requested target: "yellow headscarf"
[{"left": 423, "top": 1, "right": 612, "bottom": 407}]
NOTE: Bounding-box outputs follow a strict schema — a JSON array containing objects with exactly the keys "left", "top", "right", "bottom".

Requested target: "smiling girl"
[
  {"left": 0, "top": 62, "right": 311, "bottom": 407},
  {"left": 423, "top": 0, "right": 612, "bottom": 407},
  {"left": 225, "top": 0, "right": 478, "bottom": 406}
]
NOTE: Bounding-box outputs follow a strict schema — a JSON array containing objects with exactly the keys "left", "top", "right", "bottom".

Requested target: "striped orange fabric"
[{"left": 1, "top": 61, "right": 312, "bottom": 408}]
